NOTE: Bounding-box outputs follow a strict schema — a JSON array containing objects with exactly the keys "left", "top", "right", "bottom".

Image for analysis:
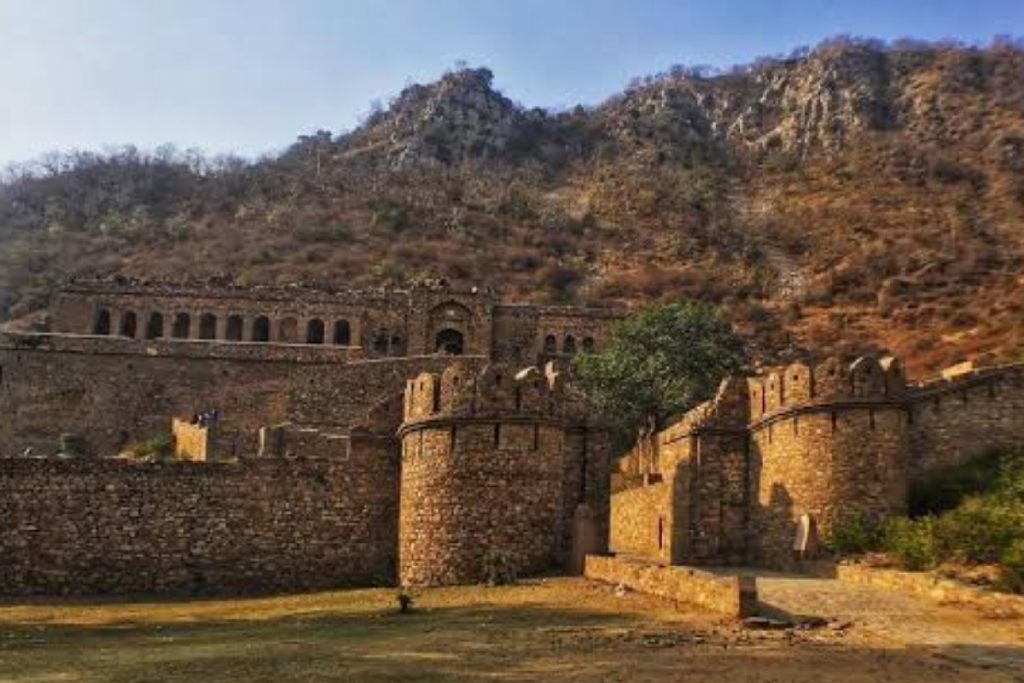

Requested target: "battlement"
[
  {"left": 401, "top": 361, "right": 585, "bottom": 428},
  {"left": 746, "top": 355, "right": 906, "bottom": 423}
]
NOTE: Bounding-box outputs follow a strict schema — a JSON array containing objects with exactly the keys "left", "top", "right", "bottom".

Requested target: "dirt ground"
[{"left": 0, "top": 576, "right": 1020, "bottom": 682}]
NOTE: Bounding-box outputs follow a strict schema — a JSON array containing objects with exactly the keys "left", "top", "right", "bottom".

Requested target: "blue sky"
[{"left": 0, "top": 0, "right": 1021, "bottom": 166}]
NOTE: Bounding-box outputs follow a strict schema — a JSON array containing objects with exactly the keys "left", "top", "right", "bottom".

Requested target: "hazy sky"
[{"left": 0, "top": 0, "right": 1021, "bottom": 166}]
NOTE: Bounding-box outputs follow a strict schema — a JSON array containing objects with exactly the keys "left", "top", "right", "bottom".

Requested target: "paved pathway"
[{"left": 755, "top": 573, "right": 1024, "bottom": 673}]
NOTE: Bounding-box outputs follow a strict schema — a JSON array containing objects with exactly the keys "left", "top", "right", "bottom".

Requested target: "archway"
[
  {"left": 306, "top": 319, "right": 325, "bottom": 344},
  {"left": 199, "top": 313, "right": 217, "bottom": 340},
  {"left": 172, "top": 313, "right": 191, "bottom": 339},
  {"left": 119, "top": 311, "right": 138, "bottom": 338},
  {"left": 145, "top": 312, "right": 164, "bottom": 339},
  {"left": 333, "top": 320, "right": 351, "bottom": 345},
  {"left": 93, "top": 309, "right": 111, "bottom": 335},
  {"left": 226, "top": 315, "right": 244, "bottom": 341},
  {"left": 435, "top": 328, "right": 465, "bottom": 355},
  {"left": 252, "top": 316, "right": 270, "bottom": 342},
  {"left": 279, "top": 317, "right": 298, "bottom": 343}
]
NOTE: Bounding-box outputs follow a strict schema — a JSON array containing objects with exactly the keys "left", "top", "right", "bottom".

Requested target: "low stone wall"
[
  {"left": 0, "top": 455, "right": 398, "bottom": 596},
  {"left": 836, "top": 564, "right": 1024, "bottom": 617},
  {"left": 584, "top": 554, "right": 757, "bottom": 617}
]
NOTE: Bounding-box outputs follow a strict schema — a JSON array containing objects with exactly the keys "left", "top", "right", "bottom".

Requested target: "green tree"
[{"left": 576, "top": 300, "right": 747, "bottom": 437}]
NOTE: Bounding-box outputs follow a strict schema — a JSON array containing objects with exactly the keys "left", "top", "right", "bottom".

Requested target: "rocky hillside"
[{"left": 2, "top": 37, "right": 1023, "bottom": 373}]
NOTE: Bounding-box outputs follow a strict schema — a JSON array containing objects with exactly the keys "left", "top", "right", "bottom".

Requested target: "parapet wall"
[{"left": 0, "top": 454, "right": 398, "bottom": 595}]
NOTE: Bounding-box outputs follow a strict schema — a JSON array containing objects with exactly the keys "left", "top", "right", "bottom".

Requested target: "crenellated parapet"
[
  {"left": 747, "top": 355, "right": 906, "bottom": 424},
  {"left": 401, "top": 361, "right": 584, "bottom": 431}
]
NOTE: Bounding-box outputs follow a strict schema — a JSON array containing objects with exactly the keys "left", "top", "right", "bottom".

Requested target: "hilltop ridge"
[{"left": 2, "top": 37, "right": 1023, "bottom": 372}]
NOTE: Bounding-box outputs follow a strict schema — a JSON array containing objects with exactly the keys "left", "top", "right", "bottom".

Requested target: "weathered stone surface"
[
  {"left": 584, "top": 554, "right": 756, "bottom": 618},
  {"left": 0, "top": 455, "right": 398, "bottom": 596},
  {"left": 612, "top": 356, "right": 1024, "bottom": 570},
  {"left": 398, "top": 364, "right": 611, "bottom": 586}
]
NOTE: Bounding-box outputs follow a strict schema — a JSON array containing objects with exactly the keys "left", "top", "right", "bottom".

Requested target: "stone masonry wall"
[
  {"left": 906, "top": 365, "right": 1024, "bottom": 482},
  {"left": 750, "top": 407, "right": 908, "bottom": 568},
  {"left": 397, "top": 362, "right": 605, "bottom": 586},
  {"left": 609, "top": 480, "right": 674, "bottom": 564},
  {"left": 399, "top": 422, "right": 566, "bottom": 586},
  {"left": 584, "top": 554, "right": 758, "bottom": 618},
  {"left": 0, "top": 453, "right": 398, "bottom": 596},
  {"left": 0, "top": 333, "right": 482, "bottom": 457}
]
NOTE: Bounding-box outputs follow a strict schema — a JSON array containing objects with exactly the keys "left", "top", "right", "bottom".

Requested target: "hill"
[{"left": 2, "top": 37, "right": 1023, "bottom": 373}]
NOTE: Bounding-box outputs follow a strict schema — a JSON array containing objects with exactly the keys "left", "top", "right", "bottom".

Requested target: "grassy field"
[{"left": 0, "top": 578, "right": 1017, "bottom": 683}]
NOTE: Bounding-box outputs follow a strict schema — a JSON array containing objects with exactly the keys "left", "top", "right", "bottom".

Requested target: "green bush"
[
  {"left": 908, "top": 448, "right": 1006, "bottom": 515},
  {"left": 1001, "top": 539, "right": 1024, "bottom": 589},
  {"left": 830, "top": 511, "right": 883, "bottom": 555},
  {"left": 882, "top": 516, "right": 939, "bottom": 571},
  {"left": 933, "top": 495, "right": 1024, "bottom": 564},
  {"left": 124, "top": 434, "right": 173, "bottom": 462}
]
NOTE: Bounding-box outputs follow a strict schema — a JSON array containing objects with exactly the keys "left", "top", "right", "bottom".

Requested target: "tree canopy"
[{"left": 576, "top": 301, "right": 747, "bottom": 437}]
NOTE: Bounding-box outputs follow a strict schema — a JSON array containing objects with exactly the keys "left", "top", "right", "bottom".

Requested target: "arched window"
[
  {"left": 279, "top": 317, "right": 298, "bottom": 343},
  {"left": 93, "top": 309, "right": 111, "bottom": 335},
  {"left": 226, "top": 315, "right": 244, "bottom": 341},
  {"left": 252, "top": 316, "right": 270, "bottom": 342},
  {"left": 543, "top": 334, "right": 557, "bottom": 355},
  {"left": 435, "top": 328, "right": 464, "bottom": 355},
  {"left": 145, "top": 312, "right": 164, "bottom": 339},
  {"left": 372, "top": 330, "right": 389, "bottom": 356},
  {"left": 564, "top": 335, "right": 577, "bottom": 355},
  {"left": 306, "top": 319, "right": 325, "bottom": 344},
  {"left": 199, "top": 313, "right": 217, "bottom": 340},
  {"left": 333, "top": 320, "right": 351, "bottom": 345},
  {"left": 172, "top": 313, "right": 191, "bottom": 339},
  {"left": 119, "top": 311, "right": 138, "bottom": 338},
  {"left": 583, "top": 336, "right": 595, "bottom": 353},
  {"left": 390, "top": 333, "right": 406, "bottom": 357}
]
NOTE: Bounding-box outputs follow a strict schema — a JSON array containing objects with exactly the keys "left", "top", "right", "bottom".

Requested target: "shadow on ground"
[{"left": 0, "top": 602, "right": 1022, "bottom": 681}]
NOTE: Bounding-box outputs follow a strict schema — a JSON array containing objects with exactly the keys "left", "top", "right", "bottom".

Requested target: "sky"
[{"left": 0, "top": 0, "right": 1021, "bottom": 166}]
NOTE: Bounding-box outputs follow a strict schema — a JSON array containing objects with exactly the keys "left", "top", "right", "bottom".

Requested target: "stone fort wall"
[
  {"left": 0, "top": 432, "right": 398, "bottom": 595},
  {"left": 611, "top": 356, "right": 1024, "bottom": 569},
  {"left": 397, "top": 362, "right": 611, "bottom": 586},
  {"left": 0, "top": 332, "right": 480, "bottom": 457}
]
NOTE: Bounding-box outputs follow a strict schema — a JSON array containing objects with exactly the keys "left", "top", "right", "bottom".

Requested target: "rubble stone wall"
[
  {"left": 0, "top": 454, "right": 398, "bottom": 596},
  {"left": 0, "top": 333, "right": 480, "bottom": 457},
  {"left": 584, "top": 554, "right": 758, "bottom": 617},
  {"left": 397, "top": 362, "right": 610, "bottom": 586}
]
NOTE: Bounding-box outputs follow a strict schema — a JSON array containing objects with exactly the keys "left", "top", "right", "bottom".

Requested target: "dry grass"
[{"left": 0, "top": 578, "right": 1019, "bottom": 682}]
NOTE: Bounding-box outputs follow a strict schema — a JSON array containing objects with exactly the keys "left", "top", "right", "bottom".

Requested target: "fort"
[
  {"left": 0, "top": 278, "right": 1023, "bottom": 597},
  {"left": 0, "top": 278, "right": 616, "bottom": 595},
  {"left": 610, "top": 355, "right": 1024, "bottom": 569}
]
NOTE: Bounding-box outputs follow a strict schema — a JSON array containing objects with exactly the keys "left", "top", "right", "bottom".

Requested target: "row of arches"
[
  {"left": 92, "top": 309, "right": 352, "bottom": 345},
  {"left": 542, "top": 334, "right": 595, "bottom": 356}
]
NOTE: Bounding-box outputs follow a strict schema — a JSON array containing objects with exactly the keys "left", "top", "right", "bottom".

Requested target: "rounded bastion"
[{"left": 397, "top": 362, "right": 579, "bottom": 586}]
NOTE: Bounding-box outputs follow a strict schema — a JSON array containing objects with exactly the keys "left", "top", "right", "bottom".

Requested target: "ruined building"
[
  {"left": 2, "top": 277, "right": 1023, "bottom": 597},
  {"left": 0, "top": 279, "right": 615, "bottom": 595},
  {"left": 0, "top": 277, "right": 621, "bottom": 457},
  {"left": 611, "top": 356, "right": 1024, "bottom": 569}
]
